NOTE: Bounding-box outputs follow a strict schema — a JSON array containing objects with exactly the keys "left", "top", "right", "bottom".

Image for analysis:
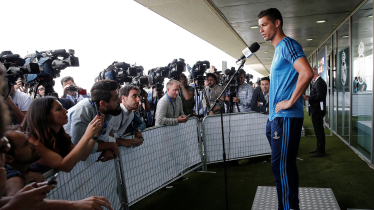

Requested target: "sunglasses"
[{"left": 38, "top": 87, "right": 45, "bottom": 91}]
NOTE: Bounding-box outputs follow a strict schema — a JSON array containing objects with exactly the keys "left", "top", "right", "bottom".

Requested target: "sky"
[{"left": 2, "top": 0, "right": 264, "bottom": 96}]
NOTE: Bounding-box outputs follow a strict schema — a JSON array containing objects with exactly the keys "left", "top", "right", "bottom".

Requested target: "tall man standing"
[
  {"left": 259, "top": 8, "right": 313, "bottom": 210},
  {"left": 303, "top": 68, "right": 327, "bottom": 157}
]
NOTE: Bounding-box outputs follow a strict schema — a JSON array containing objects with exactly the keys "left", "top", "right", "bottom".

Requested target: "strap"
[{"left": 166, "top": 94, "right": 176, "bottom": 116}]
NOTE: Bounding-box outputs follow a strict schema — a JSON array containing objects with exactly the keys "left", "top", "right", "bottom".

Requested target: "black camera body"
[
  {"left": 168, "top": 58, "right": 186, "bottom": 80},
  {"left": 24, "top": 49, "right": 79, "bottom": 98},
  {"left": 0, "top": 51, "right": 40, "bottom": 98},
  {"left": 148, "top": 67, "right": 169, "bottom": 86},
  {"left": 192, "top": 60, "right": 210, "bottom": 91},
  {"left": 224, "top": 67, "right": 238, "bottom": 97}
]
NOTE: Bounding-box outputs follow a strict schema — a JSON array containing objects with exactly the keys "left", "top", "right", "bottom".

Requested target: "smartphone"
[
  {"left": 94, "top": 102, "right": 100, "bottom": 116},
  {"left": 47, "top": 173, "right": 58, "bottom": 185},
  {"left": 186, "top": 114, "right": 192, "bottom": 118}
]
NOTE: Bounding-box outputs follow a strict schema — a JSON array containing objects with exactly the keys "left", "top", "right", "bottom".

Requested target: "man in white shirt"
[{"left": 105, "top": 85, "right": 144, "bottom": 147}]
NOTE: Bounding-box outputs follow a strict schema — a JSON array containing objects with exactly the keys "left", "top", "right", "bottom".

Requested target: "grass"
[{"left": 130, "top": 112, "right": 374, "bottom": 210}]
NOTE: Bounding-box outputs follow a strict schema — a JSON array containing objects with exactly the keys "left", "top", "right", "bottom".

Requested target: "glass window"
[
  {"left": 336, "top": 20, "right": 350, "bottom": 142},
  {"left": 351, "top": 0, "right": 373, "bottom": 160}
]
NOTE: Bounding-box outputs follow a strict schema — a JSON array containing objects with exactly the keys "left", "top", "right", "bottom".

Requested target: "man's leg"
[
  {"left": 269, "top": 117, "right": 303, "bottom": 210},
  {"left": 311, "top": 113, "right": 325, "bottom": 153}
]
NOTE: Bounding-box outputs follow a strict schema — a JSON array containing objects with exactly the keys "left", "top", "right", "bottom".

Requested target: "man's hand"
[
  {"left": 275, "top": 100, "right": 293, "bottom": 113},
  {"left": 177, "top": 116, "right": 188, "bottom": 123},
  {"left": 71, "top": 196, "right": 113, "bottom": 210},
  {"left": 3, "top": 182, "right": 55, "bottom": 210},
  {"left": 209, "top": 111, "right": 215, "bottom": 115},
  {"left": 233, "top": 97, "right": 240, "bottom": 103},
  {"left": 303, "top": 95, "right": 309, "bottom": 100},
  {"left": 225, "top": 96, "right": 229, "bottom": 101},
  {"left": 133, "top": 138, "right": 144, "bottom": 147},
  {"left": 134, "top": 130, "right": 142, "bottom": 139},
  {"left": 25, "top": 171, "right": 45, "bottom": 183},
  {"left": 97, "top": 150, "right": 114, "bottom": 162}
]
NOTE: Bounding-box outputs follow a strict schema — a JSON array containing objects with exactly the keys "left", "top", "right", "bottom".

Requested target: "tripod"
[
  {"left": 226, "top": 88, "right": 240, "bottom": 113},
  {"left": 209, "top": 58, "right": 246, "bottom": 210}
]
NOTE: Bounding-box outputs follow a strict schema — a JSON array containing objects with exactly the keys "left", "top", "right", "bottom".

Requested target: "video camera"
[
  {"left": 148, "top": 67, "right": 169, "bottom": 98},
  {"left": 25, "top": 49, "right": 79, "bottom": 98},
  {"left": 168, "top": 58, "right": 186, "bottom": 81},
  {"left": 246, "top": 74, "right": 254, "bottom": 86},
  {"left": 0, "top": 51, "right": 40, "bottom": 98},
  {"left": 192, "top": 60, "right": 210, "bottom": 91},
  {"left": 98, "top": 61, "right": 143, "bottom": 86}
]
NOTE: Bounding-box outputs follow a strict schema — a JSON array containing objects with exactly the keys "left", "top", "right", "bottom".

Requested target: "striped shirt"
[{"left": 233, "top": 82, "right": 254, "bottom": 112}]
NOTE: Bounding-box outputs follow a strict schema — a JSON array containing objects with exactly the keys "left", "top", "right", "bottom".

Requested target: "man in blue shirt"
[
  {"left": 258, "top": 8, "right": 313, "bottom": 210},
  {"left": 64, "top": 80, "right": 121, "bottom": 162}
]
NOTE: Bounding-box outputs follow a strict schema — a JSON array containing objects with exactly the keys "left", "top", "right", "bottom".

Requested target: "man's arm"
[
  {"left": 181, "top": 85, "right": 193, "bottom": 100},
  {"left": 4, "top": 96, "right": 26, "bottom": 123},
  {"left": 250, "top": 89, "right": 262, "bottom": 112},
  {"left": 69, "top": 106, "right": 92, "bottom": 145},
  {"left": 275, "top": 57, "right": 313, "bottom": 113},
  {"left": 42, "top": 197, "right": 112, "bottom": 210},
  {"left": 4, "top": 177, "right": 25, "bottom": 196}
]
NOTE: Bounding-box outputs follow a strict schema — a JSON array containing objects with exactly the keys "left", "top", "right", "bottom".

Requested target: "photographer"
[
  {"left": 13, "top": 80, "right": 29, "bottom": 94},
  {"left": 225, "top": 69, "right": 254, "bottom": 113},
  {"left": 251, "top": 77, "right": 270, "bottom": 113},
  {"left": 155, "top": 80, "right": 188, "bottom": 126},
  {"left": 105, "top": 85, "right": 144, "bottom": 148},
  {"left": 205, "top": 73, "right": 225, "bottom": 115},
  {"left": 2, "top": 129, "right": 113, "bottom": 210},
  {"left": 61, "top": 76, "right": 89, "bottom": 104},
  {"left": 179, "top": 73, "right": 194, "bottom": 115},
  {"left": 3, "top": 84, "right": 32, "bottom": 125},
  {"left": 64, "top": 80, "right": 121, "bottom": 162}
]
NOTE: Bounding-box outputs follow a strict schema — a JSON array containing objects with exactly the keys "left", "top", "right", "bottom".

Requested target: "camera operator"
[
  {"left": 251, "top": 77, "right": 270, "bottom": 113},
  {"left": 225, "top": 69, "right": 254, "bottom": 113},
  {"left": 64, "top": 80, "right": 120, "bottom": 162},
  {"left": 2, "top": 129, "right": 113, "bottom": 210},
  {"left": 155, "top": 80, "right": 188, "bottom": 126},
  {"left": 104, "top": 85, "right": 144, "bottom": 147},
  {"left": 2, "top": 83, "right": 32, "bottom": 125},
  {"left": 61, "top": 76, "right": 89, "bottom": 104},
  {"left": 13, "top": 79, "right": 29, "bottom": 94},
  {"left": 205, "top": 73, "right": 225, "bottom": 115},
  {"left": 179, "top": 73, "right": 194, "bottom": 115}
]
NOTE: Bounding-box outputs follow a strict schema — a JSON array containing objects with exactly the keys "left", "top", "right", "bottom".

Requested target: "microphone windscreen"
[{"left": 249, "top": 42, "right": 260, "bottom": 53}]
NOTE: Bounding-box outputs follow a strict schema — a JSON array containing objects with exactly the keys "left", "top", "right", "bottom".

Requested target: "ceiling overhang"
[{"left": 135, "top": 0, "right": 367, "bottom": 76}]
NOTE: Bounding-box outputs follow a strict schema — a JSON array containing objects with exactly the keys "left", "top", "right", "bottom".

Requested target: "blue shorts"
[{"left": 266, "top": 117, "right": 303, "bottom": 210}]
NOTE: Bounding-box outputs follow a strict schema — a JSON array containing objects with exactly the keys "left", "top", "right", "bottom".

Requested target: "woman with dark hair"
[{"left": 21, "top": 96, "right": 103, "bottom": 173}]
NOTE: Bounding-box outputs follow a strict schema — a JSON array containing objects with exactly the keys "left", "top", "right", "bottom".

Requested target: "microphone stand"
[{"left": 209, "top": 58, "right": 246, "bottom": 210}]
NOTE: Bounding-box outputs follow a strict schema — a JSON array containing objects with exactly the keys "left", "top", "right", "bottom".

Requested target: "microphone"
[{"left": 236, "top": 42, "right": 260, "bottom": 62}]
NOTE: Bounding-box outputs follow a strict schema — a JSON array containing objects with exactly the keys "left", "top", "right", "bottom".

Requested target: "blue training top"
[{"left": 269, "top": 37, "right": 305, "bottom": 121}]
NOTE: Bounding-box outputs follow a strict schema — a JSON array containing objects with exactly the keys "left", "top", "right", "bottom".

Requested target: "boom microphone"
[{"left": 236, "top": 42, "right": 260, "bottom": 62}]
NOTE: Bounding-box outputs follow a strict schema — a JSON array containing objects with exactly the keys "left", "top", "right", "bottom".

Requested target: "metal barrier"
[
  {"left": 44, "top": 153, "right": 123, "bottom": 210},
  {"left": 42, "top": 113, "right": 270, "bottom": 209},
  {"left": 202, "top": 112, "right": 270, "bottom": 165},
  {"left": 118, "top": 116, "right": 203, "bottom": 206}
]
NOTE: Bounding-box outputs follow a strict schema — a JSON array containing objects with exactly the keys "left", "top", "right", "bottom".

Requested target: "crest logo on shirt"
[
  {"left": 273, "top": 131, "right": 280, "bottom": 139},
  {"left": 341, "top": 51, "right": 347, "bottom": 86}
]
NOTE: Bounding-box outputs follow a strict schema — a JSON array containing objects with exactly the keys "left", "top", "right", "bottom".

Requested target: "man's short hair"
[
  {"left": 60, "top": 76, "right": 75, "bottom": 86},
  {"left": 261, "top": 77, "right": 270, "bottom": 83},
  {"left": 206, "top": 73, "right": 217, "bottom": 81},
  {"left": 90, "top": 80, "right": 118, "bottom": 103},
  {"left": 258, "top": 8, "right": 283, "bottom": 28},
  {"left": 166, "top": 79, "right": 181, "bottom": 88},
  {"left": 238, "top": 69, "right": 246, "bottom": 76},
  {"left": 119, "top": 85, "right": 140, "bottom": 98}
]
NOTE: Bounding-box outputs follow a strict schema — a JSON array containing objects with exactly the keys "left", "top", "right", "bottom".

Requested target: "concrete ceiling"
[{"left": 135, "top": 0, "right": 367, "bottom": 76}]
